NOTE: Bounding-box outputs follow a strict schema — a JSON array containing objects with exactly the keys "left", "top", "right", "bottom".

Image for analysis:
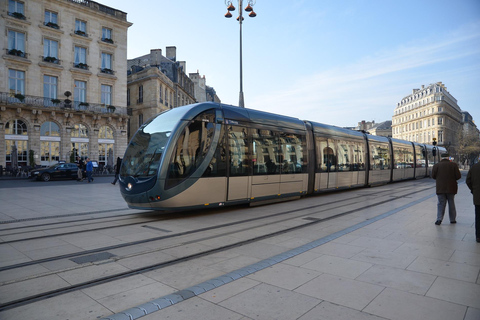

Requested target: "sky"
[{"left": 100, "top": 0, "right": 480, "bottom": 128}]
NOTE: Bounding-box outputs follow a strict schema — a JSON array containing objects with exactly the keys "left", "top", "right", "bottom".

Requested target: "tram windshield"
[{"left": 121, "top": 108, "right": 186, "bottom": 178}]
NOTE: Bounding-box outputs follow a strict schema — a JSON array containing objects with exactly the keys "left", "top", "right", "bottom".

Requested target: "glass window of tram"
[
  {"left": 228, "top": 126, "right": 250, "bottom": 176},
  {"left": 166, "top": 110, "right": 216, "bottom": 188},
  {"left": 278, "top": 133, "right": 306, "bottom": 174}
]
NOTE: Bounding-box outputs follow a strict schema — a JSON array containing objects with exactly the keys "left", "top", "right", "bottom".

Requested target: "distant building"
[
  {"left": 392, "top": 82, "right": 463, "bottom": 151},
  {"left": 355, "top": 120, "right": 376, "bottom": 132},
  {"left": 0, "top": 0, "right": 132, "bottom": 169},
  {"left": 189, "top": 71, "right": 221, "bottom": 103},
  {"left": 126, "top": 47, "right": 196, "bottom": 139},
  {"left": 369, "top": 121, "right": 392, "bottom": 137},
  {"left": 462, "top": 111, "right": 479, "bottom": 136}
]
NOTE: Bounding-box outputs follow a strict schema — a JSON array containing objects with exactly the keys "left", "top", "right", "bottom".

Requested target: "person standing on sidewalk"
[
  {"left": 466, "top": 161, "right": 480, "bottom": 243},
  {"left": 86, "top": 158, "right": 93, "bottom": 183},
  {"left": 432, "top": 153, "right": 461, "bottom": 225},
  {"left": 76, "top": 156, "right": 84, "bottom": 181},
  {"left": 111, "top": 157, "right": 122, "bottom": 185}
]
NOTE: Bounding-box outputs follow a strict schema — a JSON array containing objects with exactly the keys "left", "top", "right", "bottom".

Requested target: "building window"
[
  {"left": 101, "top": 84, "right": 112, "bottom": 106},
  {"left": 74, "top": 80, "right": 87, "bottom": 106},
  {"left": 43, "top": 38, "right": 58, "bottom": 62},
  {"left": 7, "top": 30, "right": 25, "bottom": 57},
  {"left": 139, "top": 114, "right": 143, "bottom": 126},
  {"left": 71, "top": 142, "right": 88, "bottom": 159},
  {"left": 74, "top": 46, "right": 87, "bottom": 69},
  {"left": 138, "top": 85, "right": 143, "bottom": 103},
  {"left": 101, "top": 27, "right": 113, "bottom": 43},
  {"left": 43, "top": 75, "right": 57, "bottom": 104},
  {"left": 41, "top": 121, "right": 60, "bottom": 137},
  {"left": 71, "top": 124, "right": 88, "bottom": 138},
  {"left": 159, "top": 85, "right": 163, "bottom": 103},
  {"left": 438, "top": 117, "right": 443, "bottom": 125},
  {"left": 44, "top": 10, "right": 58, "bottom": 28},
  {"left": 8, "top": 0, "right": 25, "bottom": 19},
  {"left": 5, "top": 119, "right": 27, "bottom": 135},
  {"left": 74, "top": 19, "right": 87, "bottom": 36},
  {"left": 101, "top": 53, "right": 113, "bottom": 73},
  {"left": 438, "top": 130, "right": 443, "bottom": 143},
  {"left": 98, "top": 126, "right": 114, "bottom": 139},
  {"left": 9, "top": 69, "right": 25, "bottom": 97},
  {"left": 127, "top": 89, "right": 130, "bottom": 106}
]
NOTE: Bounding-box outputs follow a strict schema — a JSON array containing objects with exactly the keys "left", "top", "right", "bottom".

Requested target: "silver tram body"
[{"left": 119, "top": 102, "right": 445, "bottom": 211}]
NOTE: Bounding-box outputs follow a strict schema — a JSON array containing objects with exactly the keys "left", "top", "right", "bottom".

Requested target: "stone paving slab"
[{"left": 1, "top": 176, "right": 480, "bottom": 320}]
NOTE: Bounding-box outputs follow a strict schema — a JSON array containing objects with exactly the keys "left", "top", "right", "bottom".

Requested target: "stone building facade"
[
  {"left": 0, "top": 0, "right": 132, "bottom": 171},
  {"left": 189, "top": 71, "right": 221, "bottom": 104},
  {"left": 369, "top": 120, "right": 392, "bottom": 137},
  {"left": 127, "top": 47, "right": 209, "bottom": 140},
  {"left": 392, "top": 82, "right": 463, "bottom": 151}
]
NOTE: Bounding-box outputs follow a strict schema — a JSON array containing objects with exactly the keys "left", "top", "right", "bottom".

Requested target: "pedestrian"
[
  {"left": 431, "top": 153, "right": 461, "bottom": 225},
  {"left": 466, "top": 161, "right": 480, "bottom": 243},
  {"left": 86, "top": 157, "right": 93, "bottom": 183},
  {"left": 111, "top": 157, "right": 122, "bottom": 185},
  {"left": 76, "top": 156, "right": 84, "bottom": 181}
]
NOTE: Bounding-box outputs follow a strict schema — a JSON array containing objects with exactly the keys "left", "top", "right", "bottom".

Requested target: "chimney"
[
  {"left": 166, "top": 46, "right": 176, "bottom": 61},
  {"left": 179, "top": 61, "right": 186, "bottom": 72},
  {"left": 149, "top": 49, "right": 162, "bottom": 66}
]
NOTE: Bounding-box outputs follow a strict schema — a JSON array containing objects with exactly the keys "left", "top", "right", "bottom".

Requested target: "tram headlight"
[{"left": 126, "top": 183, "right": 132, "bottom": 191}]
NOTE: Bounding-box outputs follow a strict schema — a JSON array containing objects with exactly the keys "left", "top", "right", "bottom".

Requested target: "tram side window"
[
  {"left": 279, "top": 133, "right": 306, "bottom": 174},
  {"left": 252, "top": 129, "right": 278, "bottom": 175},
  {"left": 416, "top": 147, "right": 426, "bottom": 168},
  {"left": 370, "top": 143, "right": 390, "bottom": 170},
  {"left": 166, "top": 110, "right": 215, "bottom": 188},
  {"left": 337, "top": 140, "right": 352, "bottom": 172},
  {"left": 315, "top": 137, "right": 336, "bottom": 172},
  {"left": 393, "top": 147, "right": 414, "bottom": 168},
  {"left": 228, "top": 126, "right": 250, "bottom": 176},
  {"left": 393, "top": 147, "right": 404, "bottom": 168},
  {"left": 354, "top": 141, "right": 366, "bottom": 171},
  {"left": 203, "top": 125, "right": 226, "bottom": 177}
]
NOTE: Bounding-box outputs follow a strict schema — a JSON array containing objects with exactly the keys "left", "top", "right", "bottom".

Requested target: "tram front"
[{"left": 119, "top": 103, "right": 225, "bottom": 210}]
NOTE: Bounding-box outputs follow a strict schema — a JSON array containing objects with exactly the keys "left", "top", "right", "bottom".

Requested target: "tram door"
[{"left": 227, "top": 125, "right": 250, "bottom": 201}]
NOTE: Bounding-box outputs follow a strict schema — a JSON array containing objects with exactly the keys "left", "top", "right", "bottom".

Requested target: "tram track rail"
[
  {"left": 0, "top": 181, "right": 422, "bottom": 242},
  {"left": 0, "top": 182, "right": 435, "bottom": 312},
  {"left": 0, "top": 183, "right": 430, "bottom": 273}
]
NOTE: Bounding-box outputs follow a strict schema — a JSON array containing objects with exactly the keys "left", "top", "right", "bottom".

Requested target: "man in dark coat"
[
  {"left": 431, "top": 153, "right": 461, "bottom": 225},
  {"left": 466, "top": 161, "right": 480, "bottom": 243}
]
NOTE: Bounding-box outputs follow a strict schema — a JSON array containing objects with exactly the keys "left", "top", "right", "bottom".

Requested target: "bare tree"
[{"left": 455, "top": 129, "right": 480, "bottom": 167}]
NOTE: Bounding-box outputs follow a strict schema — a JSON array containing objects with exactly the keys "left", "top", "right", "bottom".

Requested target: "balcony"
[
  {"left": 101, "top": 38, "right": 114, "bottom": 44},
  {"left": 100, "top": 68, "right": 114, "bottom": 75},
  {"left": 8, "top": 11, "right": 26, "bottom": 20},
  {"left": 6, "top": 49, "right": 27, "bottom": 58},
  {"left": 44, "top": 21, "right": 60, "bottom": 29},
  {"left": 0, "top": 92, "right": 128, "bottom": 116},
  {"left": 74, "top": 30, "right": 88, "bottom": 37},
  {"left": 43, "top": 56, "right": 60, "bottom": 64},
  {"left": 74, "top": 62, "right": 89, "bottom": 70}
]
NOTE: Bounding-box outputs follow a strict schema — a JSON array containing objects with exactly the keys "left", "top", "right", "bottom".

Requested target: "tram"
[{"left": 119, "top": 102, "right": 445, "bottom": 210}]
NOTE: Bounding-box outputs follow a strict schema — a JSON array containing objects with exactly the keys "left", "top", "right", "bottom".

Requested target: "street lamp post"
[{"left": 224, "top": 0, "right": 256, "bottom": 108}]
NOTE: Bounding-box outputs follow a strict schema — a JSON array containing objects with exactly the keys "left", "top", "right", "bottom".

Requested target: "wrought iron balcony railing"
[
  {"left": 0, "top": 92, "right": 127, "bottom": 115},
  {"left": 6, "top": 49, "right": 27, "bottom": 58}
]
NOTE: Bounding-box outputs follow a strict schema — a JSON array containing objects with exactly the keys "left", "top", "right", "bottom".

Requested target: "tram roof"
[
  {"left": 179, "top": 102, "right": 307, "bottom": 131},
  {"left": 308, "top": 121, "right": 366, "bottom": 140}
]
